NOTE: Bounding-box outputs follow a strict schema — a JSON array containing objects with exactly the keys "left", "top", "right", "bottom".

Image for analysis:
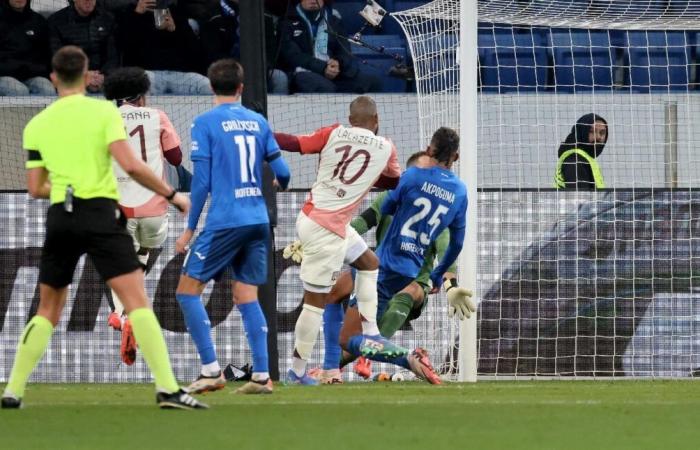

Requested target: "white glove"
[
  {"left": 444, "top": 279, "right": 476, "bottom": 320},
  {"left": 283, "top": 240, "right": 304, "bottom": 264}
]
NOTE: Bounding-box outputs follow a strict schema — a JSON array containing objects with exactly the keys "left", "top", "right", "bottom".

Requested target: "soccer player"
[
  {"left": 174, "top": 59, "right": 291, "bottom": 395},
  {"left": 274, "top": 96, "right": 405, "bottom": 384},
  {"left": 332, "top": 127, "right": 471, "bottom": 384},
  {"left": 299, "top": 150, "right": 472, "bottom": 383},
  {"left": 103, "top": 66, "right": 183, "bottom": 366},
  {"left": 1, "top": 46, "right": 206, "bottom": 410}
]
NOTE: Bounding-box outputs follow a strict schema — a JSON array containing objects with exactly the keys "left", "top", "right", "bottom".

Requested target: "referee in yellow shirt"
[{"left": 1, "top": 46, "right": 206, "bottom": 410}]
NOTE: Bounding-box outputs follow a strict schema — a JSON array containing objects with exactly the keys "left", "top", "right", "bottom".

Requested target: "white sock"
[
  {"left": 355, "top": 269, "right": 380, "bottom": 336},
  {"left": 292, "top": 304, "right": 324, "bottom": 376},
  {"left": 201, "top": 361, "right": 221, "bottom": 377},
  {"left": 252, "top": 372, "right": 270, "bottom": 382},
  {"left": 110, "top": 289, "right": 125, "bottom": 317}
]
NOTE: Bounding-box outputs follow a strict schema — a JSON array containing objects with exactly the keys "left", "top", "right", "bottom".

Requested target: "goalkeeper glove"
[
  {"left": 444, "top": 278, "right": 476, "bottom": 320},
  {"left": 283, "top": 240, "right": 304, "bottom": 264}
]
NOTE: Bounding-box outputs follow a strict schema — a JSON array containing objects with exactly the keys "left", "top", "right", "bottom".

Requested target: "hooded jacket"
[
  {"left": 47, "top": 1, "right": 119, "bottom": 73},
  {"left": 278, "top": 4, "right": 358, "bottom": 78},
  {"left": 0, "top": 0, "right": 50, "bottom": 80},
  {"left": 556, "top": 113, "right": 608, "bottom": 190}
]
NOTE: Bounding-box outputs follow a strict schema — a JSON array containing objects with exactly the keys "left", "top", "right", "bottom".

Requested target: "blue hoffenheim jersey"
[
  {"left": 377, "top": 166, "right": 468, "bottom": 278},
  {"left": 190, "top": 103, "right": 280, "bottom": 230}
]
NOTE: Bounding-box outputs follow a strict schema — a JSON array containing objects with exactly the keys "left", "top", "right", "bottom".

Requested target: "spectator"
[
  {"left": 0, "top": 0, "right": 54, "bottom": 95},
  {"left": 279, "top": 0, "right": 382, "bottom": 93},
  {"left": 48, "top": 0, "right": 118, "bottom": 93},
  {"left": 554, "top": 113, "right": 608, "bottom": 190},
  {"left": 199, "top": 0, "right": 288, "bottom": 94},
  {"left": 118, "top": 0, "right": 209, "bottom": 95}
]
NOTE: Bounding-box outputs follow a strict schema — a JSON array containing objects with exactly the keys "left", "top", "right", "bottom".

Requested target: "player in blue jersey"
[
  {"left": 173, "top": 59, "right": 290, "bottom": 395},
  {"left": 337, "top": 127, "right": 471, "bottom": 384}
]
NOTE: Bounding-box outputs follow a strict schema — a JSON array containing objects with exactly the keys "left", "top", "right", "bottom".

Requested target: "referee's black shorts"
[{"left": 40, "top": 198, "right": 142, "bottom": 288}]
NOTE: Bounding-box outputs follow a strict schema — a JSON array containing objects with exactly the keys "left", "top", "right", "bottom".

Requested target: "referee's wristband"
[
  {"left": 165, "top": 189, "right": 177, "bottom": 201},
  {"left": 444, "top": 277, "right": 458, "bottom": 291}
]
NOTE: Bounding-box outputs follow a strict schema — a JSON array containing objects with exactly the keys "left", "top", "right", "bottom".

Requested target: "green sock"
[
  {"left": 5, "top": 315, "right": 54, "bottom": 398},
  {"left": 128, "top": 308, "right": 179, "bottom": 393},
  {"left": 379, "top": 292, "right": 414, "bottom": 338}
]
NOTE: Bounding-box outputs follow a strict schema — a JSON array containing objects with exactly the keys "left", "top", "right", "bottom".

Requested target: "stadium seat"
[
  {"left": 350, "top": 35, "right": 409, "bottom": 92},
  {"left": 479, "top": 27, "right": 549, "bottom": 93},
  {"left": 625, "top": 31, "right": 692, "bottom": 92},
  {"left": 333, "top": 2, "right": 369, "bottom": 34},
  {"left": 549, "top": 29, "right": 615, "bottom": 92},
  {"left": 382, "top": 1, "right": 422, "bottom": 35}
]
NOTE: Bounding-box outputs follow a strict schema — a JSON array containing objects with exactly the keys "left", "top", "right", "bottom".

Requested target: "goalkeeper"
[{"left": 286, "top": 137, "right": 475, "bottom": 384}]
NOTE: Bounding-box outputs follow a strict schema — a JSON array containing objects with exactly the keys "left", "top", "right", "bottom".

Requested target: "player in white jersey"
[
  {"left": 103, "top": 67, "right": 183, "bottom": 365},
  {"left": 274, "top": 96, "right": 405, "bottom": 384}
]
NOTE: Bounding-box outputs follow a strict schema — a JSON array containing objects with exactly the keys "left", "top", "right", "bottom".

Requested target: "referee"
[{"left": 1, "top": 46, "right": 206, "bottom": 410}]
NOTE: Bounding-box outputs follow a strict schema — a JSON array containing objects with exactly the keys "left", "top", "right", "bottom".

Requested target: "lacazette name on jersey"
[{"left": 336, "top": 126, "right": 386, "bottom": 149}]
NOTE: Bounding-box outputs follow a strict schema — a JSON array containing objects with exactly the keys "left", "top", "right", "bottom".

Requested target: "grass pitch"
[{"left": 1, "top": 381, "right": 699, "bottom": 449}]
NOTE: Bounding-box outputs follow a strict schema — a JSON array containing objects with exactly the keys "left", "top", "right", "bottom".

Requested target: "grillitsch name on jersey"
[
  {"left": 221, "top": 119, "right": 260, "bottom": 133},
  {"left": 421, "top": 181, "right": 456, "bottom": 204}
]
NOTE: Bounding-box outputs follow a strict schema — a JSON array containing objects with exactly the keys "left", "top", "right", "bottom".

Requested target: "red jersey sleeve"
[
  {"left": 298, "top": 123, "right": 340, "bottom": 154},
  {"left": 382, "top": 141, "right": 401, "bottom": 178}
]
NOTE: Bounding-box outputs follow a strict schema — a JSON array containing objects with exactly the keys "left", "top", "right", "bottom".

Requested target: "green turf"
[{"left": 1, "top": 381, "right": 699, "bottom": 449}]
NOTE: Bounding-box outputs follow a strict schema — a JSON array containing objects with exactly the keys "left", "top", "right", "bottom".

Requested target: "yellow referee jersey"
[{"left": 23, "top": 94, "right": 127, "bottom": 204}]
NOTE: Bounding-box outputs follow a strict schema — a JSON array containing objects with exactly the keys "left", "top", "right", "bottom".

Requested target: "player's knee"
[
  {"left": 352, "top": 249, "right": 379, "bottom": 271},
  {"left": 232, "top": 282, "right": 258, "bottom": 304},
  {"left": 176, "top": 274, "right": 205, "bottom": 295},
  {"left": 406, "top": 282, "right": 426, "bottom": 306}
]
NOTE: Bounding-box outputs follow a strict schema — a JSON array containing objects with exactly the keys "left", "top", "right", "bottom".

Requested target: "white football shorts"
[{"left": 296, "top": 212, "right": 367, "bottom": 292}]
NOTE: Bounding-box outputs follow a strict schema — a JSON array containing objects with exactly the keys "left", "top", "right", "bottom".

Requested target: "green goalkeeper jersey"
[{"left": 350, "top": 191, "right": 457, "bottom": 287}]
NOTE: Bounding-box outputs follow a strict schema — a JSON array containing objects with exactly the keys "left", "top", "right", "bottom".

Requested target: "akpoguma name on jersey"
[
  {"left": 421, "top": 181, "right": 455, "bottom": 204},
  {"left": 235, "top": 187, "right": 262, "bottom": 199},
  {"left": 222, "top": 120, "right": 260, "bottom": 133},
  {"left": 401, "top": 241, "right": 425, "bottom": 255}
]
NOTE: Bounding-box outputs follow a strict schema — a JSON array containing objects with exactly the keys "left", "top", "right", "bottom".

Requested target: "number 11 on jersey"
[{"left": 234, "top": 135, "right": 256, "bottom": 183}]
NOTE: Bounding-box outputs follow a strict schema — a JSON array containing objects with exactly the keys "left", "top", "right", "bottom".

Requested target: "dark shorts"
[
  {"left": 348, "top": 268, "right": 428, "bottom": 322},
  {"left": 40, "top": 198, "right": 141, "bottom": 288},
  {"left": 182, "top": 224, "right": 270, "bottom": 285}
]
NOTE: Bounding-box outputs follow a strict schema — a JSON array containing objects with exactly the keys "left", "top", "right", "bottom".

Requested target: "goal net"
[{"left": 396, "top": 0, "right": 700, "bottom": 378}]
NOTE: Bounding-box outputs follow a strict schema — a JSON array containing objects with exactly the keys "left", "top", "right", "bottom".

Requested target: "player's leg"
[
  {"left": 3, "top": 205, "right": 81, "bottom": 408},
  {"left": 288, "top": 214, "right": 343, "bottom": 384},
  {"left": 109, "top": 218, "right": 139, "bottom": 327},
  {"left": 379, "top": 281, "right": 427, "bottom": 338},
  {"left": 230, "top": 225, "right": 273, "bottom": 394},
  {"left": 87, "top": 201, "right": 206, "bottom": 407},
  {"left": 176, "top": 273, "right": 226, "bottom": 393},
  {"left": 2, "top": 284, "right": 68, "bottom": 408},
  {"left": 346, "top": 228, "right": 407, "bottom": 358},
  {"left": 316, "top": 270, "right": 353, "bottom": 383},
  {"left": 175, "top": 228, "right": 238, "bottom": 393},
  {"left": 109, "top": 270, "right": 209, "bottom": 407}
]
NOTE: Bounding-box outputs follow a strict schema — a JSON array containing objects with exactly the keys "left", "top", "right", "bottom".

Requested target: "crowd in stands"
[{"left": 0, "top": 0, "right": 388, "bottom": 96}]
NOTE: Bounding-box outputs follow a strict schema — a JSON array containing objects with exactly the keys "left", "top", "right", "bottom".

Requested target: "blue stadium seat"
[
  {"left": 382, "top": 1, "right": 423, "bottom": 35},
  {"left": 549, "top": 29, "right": 614, "bottom": 92},
  {"left": 333, "top": 2, "right": 368, "bottom": 34},
  {"left": 625, "top": 31, "right": 692, "bottom": 92},
  {"left": 350, "top": 35, "right": 409, "bottom": 92},
  {"left": 479, "top": 28, "right": 549, "bottom": 93}
]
